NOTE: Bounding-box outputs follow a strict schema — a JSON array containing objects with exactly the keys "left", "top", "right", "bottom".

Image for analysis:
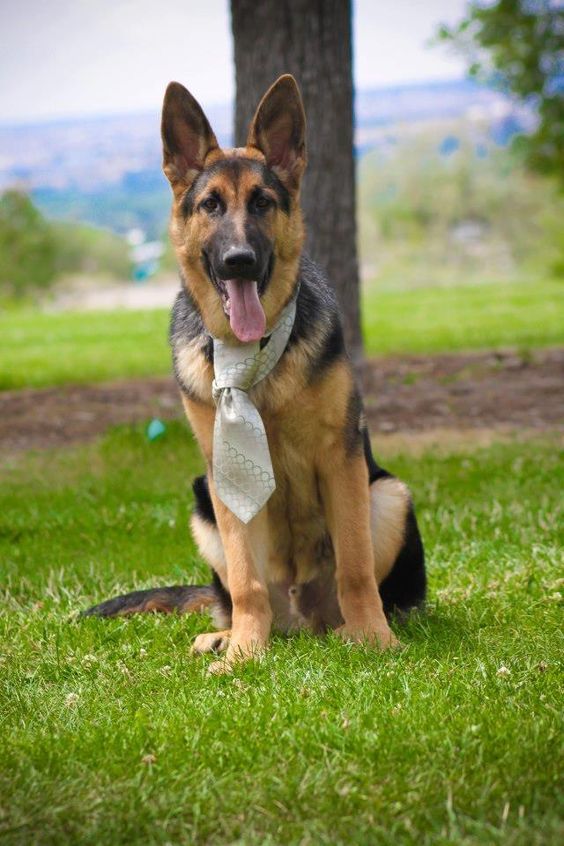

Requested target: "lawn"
[
  {"left": 0, "top": 307, "right": 171, "bottom": 390},
  {"left": 1, "top": 276, "right": 562, "bottom": 389},
  {"left": 1, "top": 422, "right": 562, "bottom": 844},
  {"left": 362, "top": 276, "right": 563, "bottom": 357}
]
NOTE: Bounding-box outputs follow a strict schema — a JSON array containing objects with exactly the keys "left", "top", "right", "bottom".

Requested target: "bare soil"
[
  {"left": 362, "top": 347, "right": 563, "bottom": 435},
  {"left": 0, "top": 349, "right": 562, "bottom": 453}
]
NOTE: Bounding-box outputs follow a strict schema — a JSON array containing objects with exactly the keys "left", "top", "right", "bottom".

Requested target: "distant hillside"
[
  {"left": 355, "top": 78, "right": 533, "bottom": 154},
  {"left": 0, "top": 79, "right": 533, "bottom": 238}
]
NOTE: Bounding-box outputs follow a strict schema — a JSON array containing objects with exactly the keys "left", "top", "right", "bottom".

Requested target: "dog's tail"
[{"left": 81, "top": 581, "right": 224, "bottom": 619}]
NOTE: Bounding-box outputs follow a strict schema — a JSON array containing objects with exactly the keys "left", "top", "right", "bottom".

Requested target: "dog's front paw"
[
  {"left": 191, "top": 630, "right": 231, "bottom": 656},
  {"left": 336, "top": 623, "right": 401, "bottom": 651},
  {"left": 207, "top": 639, "right": 266, "bottom": 675},
  {"left": 207, "top": 657, "right": 231, "bottom": 675}
]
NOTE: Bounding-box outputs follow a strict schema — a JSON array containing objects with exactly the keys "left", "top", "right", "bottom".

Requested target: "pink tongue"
[{"left": 225, "top": 279, "right": 266, "bottom": 342}]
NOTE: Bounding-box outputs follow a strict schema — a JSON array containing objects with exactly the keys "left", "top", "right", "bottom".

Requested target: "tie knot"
[{"left": 213, "top": 350, "right": 263, "bottom": 393}]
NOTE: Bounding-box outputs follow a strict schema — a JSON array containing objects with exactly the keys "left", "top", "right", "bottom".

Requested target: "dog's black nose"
[{"left": 222, "top": 245, "right": 256, "bottom": 270}]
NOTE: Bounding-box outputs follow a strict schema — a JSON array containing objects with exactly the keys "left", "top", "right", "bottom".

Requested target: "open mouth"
[{"left": 215, "top": 277, "right": 266, "bottom": 343}]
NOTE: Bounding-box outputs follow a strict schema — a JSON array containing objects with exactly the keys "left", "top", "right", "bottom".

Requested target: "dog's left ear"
[{"left": 247, "top": 75, "right": 306, "bottom": 190}]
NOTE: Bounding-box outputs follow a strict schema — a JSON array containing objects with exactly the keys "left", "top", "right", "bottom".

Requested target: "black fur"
[
  {"left": 310, "top": 321, "right": 346, "bottom": 381},
  {"left": 193, "top": 474, "right": 216, "bottom": 525},
  {"left": 211, "top": 569, "right": 233, "bottom": 619},
  {"left": 363, "top": 428, "right": 392, "bottom": 484},
  {"left": 170, "top": 280, "right": 206, "bottom": 347},
  {"left": 288, "top": 258, "right": 340, "bottom": 345}
]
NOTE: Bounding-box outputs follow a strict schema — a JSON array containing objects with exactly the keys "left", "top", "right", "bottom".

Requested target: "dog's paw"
[
  {"left": 207, "top": 657, "right": 234, "bottom": 676},
  {"left": 336, "top": 623, "right": 401, "bottom": 651},
  {"left": 206, "top": 640, "right": 266, "bottom": 675},
  {"left": 191, "top": 630, "right": 231, "bottom": 656}
]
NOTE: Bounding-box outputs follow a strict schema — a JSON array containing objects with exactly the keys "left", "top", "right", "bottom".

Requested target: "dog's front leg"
[
  {"left": 181, "top": 397, "right": 272, "bottom": 671},
  {"left": 320, "top": 454, "right": 398, "bottom": 649},
  {"left": 207, "top": 484, "right": 272, "bottom": 673}
]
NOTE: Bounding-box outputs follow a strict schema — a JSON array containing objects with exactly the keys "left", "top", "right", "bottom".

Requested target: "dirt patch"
[
  {"left": 0, "top": 377, "right": 181, "bottom": 453},
  {"left": 361, "top": 347, "right": 564, "bottom": 435},
  {"left": 0, "top": 348, "right": 562, "bottom": 454}
]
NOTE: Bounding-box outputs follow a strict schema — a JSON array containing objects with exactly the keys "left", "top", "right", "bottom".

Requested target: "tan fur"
[
  {"left": 178, "top": 592, "right": 218, "bottom": 614},
  {"left": 181, "top": 396, "right": 215, "bottom": 462}
]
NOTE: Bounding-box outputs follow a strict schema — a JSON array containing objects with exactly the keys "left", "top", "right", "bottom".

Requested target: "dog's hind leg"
[
  {"left": 369, "top": 475, "right": 426, "bottom": 617},
  {"left": 190, "top": 475, "right": 233, "bottom": 631}
]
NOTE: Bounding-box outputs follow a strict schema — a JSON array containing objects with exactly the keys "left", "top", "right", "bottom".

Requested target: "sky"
[{"left": 0, "top": 0, "right": 470, "bottom": 124}]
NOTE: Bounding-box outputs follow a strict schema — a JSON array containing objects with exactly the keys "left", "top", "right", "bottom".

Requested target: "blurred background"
[{"left": 0, "top": 0, "right": 562, "bottom": 445}]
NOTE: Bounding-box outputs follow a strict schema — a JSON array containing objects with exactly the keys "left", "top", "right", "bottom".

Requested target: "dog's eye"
[
  {"left": 255, "top": 195, "right": 272, "bottom": 210},
  {"left": 202, "top": 197, "right": 219, "bottom": 213}
]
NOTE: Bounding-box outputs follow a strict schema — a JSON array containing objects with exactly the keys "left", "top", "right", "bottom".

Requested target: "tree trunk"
[{"left": 230, "top": 0, "right": 362, "bottom": 364}]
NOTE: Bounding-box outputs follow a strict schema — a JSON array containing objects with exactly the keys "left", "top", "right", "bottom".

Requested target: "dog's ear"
[
  {"left": 247, "top": 75, "right": 306, "bottom": 190},
  {"left": 161, "top": 82, "right": 219, "bottom": 191}
]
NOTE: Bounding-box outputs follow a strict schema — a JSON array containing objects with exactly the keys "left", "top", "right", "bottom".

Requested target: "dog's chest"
[{"left": 262, "top": 411, "right": 334, "bottom": 587}]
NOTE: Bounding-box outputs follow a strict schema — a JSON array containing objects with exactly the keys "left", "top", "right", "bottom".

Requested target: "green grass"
[
  {"left": 1, "top": 422, "right": 562, "bottom": 844},
  {"left": 362, "top": 276, "right": 563, "bottom": 356},
  {"left": 0, "top": 308, "right": 171, "bottom": 390},
  {"left": 1, "top": 277, "right": 562, "bottom": 390}
]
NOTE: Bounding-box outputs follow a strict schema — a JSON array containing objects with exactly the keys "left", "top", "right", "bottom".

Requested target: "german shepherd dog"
[{"left": 83, "top": 76, "right": 426, "bottom": 672}]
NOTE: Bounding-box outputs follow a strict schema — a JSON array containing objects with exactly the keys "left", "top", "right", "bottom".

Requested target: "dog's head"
[{"left": 162, "top": 75, "right": 306, "bottom": 342}]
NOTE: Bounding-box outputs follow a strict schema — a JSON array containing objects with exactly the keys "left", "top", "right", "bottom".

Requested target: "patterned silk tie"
[{"left": 211, "top": 296, "right": 297, "bottom": 523}]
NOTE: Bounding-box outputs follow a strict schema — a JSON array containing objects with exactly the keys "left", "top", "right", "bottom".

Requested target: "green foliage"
[
  {"left": 358, "top": 131, "right": 564, "bottom": 285},
  {"left": 51, "top": 221, "right": 132, "bottom": 279},
  {"left": 438, "top": 0, "right": 564, "bottom": 182},
  {"left": 0, "top": 190, "right": 57, "bottom": 299},
  {"left": 1, "top": 277, "right": 562, "bottom": 390},
  {"left": 0, "top": 427, "right": 562, "bottom": 844},
  {"left": 0, "top": 191, "right": 132, "bottom": 301}
]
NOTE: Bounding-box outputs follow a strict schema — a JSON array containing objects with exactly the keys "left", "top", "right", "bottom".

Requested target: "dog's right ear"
[
  {"left": 161, "top": 82, "right": 219, "bottom": 192},
  {"left": 247, "top": 75, "right": 306, "bottom": 191}
]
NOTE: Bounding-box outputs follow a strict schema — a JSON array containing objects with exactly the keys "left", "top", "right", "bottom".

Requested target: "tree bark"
[{"left": 230, "top": 0, "right": 362, "bottom": 364}]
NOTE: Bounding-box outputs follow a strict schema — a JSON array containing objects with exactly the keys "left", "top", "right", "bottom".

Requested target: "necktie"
[{"left": 211, "top": 296, "right": 297, "bottom": 523}]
